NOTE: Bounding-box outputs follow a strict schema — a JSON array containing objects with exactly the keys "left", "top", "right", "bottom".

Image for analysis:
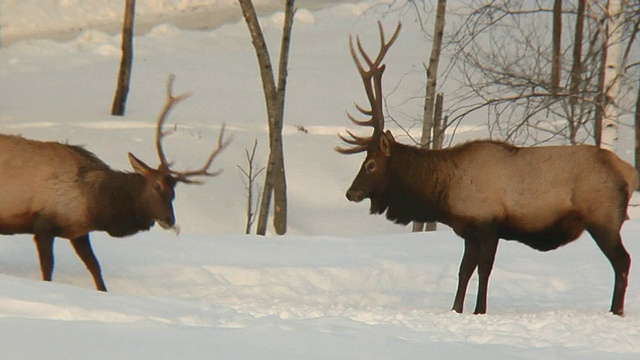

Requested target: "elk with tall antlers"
[
  {"left": 337, "top": 22, "right": 637, "bottom": 315},
  {"left": 0, "top": 75, "right": 230, "bottom": 291}
]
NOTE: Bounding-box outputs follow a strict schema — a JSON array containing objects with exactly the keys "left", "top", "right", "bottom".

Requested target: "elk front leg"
[
  {"left": 33, "top": 234, "right": 55, "bottom": 282},
  {"left": 474, "top": 237, "right": 499, "bottom": 315},
  {"left": 71, "top": 234, "right": 107, "bottom": 291},
  {"left": 452, "top": 237, "right": 480, "bottom": 313}
]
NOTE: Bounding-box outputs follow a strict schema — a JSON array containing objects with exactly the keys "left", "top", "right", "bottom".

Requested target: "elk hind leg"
[
  {"left": 474, "top": 236, "right": 499, "bottom": 315},
  {"left": 71, "top": 234, "right": 107, "bottom": 291},
  {"left": 587, "top": 226, "right": 630, "bottom": 316},
  {"left": 33, "top": 234, "right": 55, "bottom": 282},
  {"left": 452, "top": 237, "right": 480, "bottom": 313}
]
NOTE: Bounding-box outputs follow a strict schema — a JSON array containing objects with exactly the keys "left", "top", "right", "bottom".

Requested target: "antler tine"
[
  {"left": 334, "top": 144, "right": 368, "bottom": 155},
  {"left": 337, "top": 22, "right": 401, "bottom": 155},
  {"left": 340, "top": 129, "right": 371, "bottom": 145},
  {"left": 367, "top": 21, "right": 401, "bottom": 133},
  {"left": 335, "top": 128, "right": 372, "bottom": 155},
  {"left": 350, "top": 21, "right": 402, "bottom": 74},
  {"left": 373, "top": 21, "right": 402, "bottom": 67},
  {"left": 171, "top": 123, "right": 233, "bottom": 184},
  {"left": 348, "top": 35, "right": 377, "bottom": 130},
  {"left": 156, "top": 74, "right": 192, "bottom": 170},
  {"left": 354, "top": 103, "right": 372, "bottom": 116},
  {"left": 346, "top": 111, "right": 375, "bottom": 127},
  {"left": 348, "top": 35, "right": 367, "bottom": 76},
  {"left": 355, "top": 35, "right": 374, "bottom": 68},
  {"left": 335, "top": 129, "right": 369, "bottom": 154}
]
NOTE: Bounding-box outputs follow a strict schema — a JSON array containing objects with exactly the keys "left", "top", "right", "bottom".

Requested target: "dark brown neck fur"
[
  {"left": 375, "top": 143, "right": 454, "bottom": 225},
  {"left": 91, "top": 171, "right": 155, "bottom": 237}
]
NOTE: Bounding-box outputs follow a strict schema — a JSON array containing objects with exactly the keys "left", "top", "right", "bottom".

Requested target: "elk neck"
[
  {"left": 378, "top": 142, "right": 454, "bottom": 225},
  {"left": 90, "top": 170, "right": 156, "bottom": 237}
]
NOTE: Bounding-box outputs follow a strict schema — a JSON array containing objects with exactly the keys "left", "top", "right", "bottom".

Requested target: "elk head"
[
  {"left": 336, "top": 22, "right": 401, "bottom": 212},
  {"left": 131, "top": 75, "right": 231, "bottom": 231}
]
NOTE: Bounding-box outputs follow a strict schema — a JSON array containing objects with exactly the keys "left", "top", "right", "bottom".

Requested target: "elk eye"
[
  {"left": 365, "top": 159, "right": 377, "bottom": 173},
  {"left": 165, "top": 175, "right": 176, "bottom": 187},
  {"left": 154, "top": 183, "right": 162, "bottom": 192}
]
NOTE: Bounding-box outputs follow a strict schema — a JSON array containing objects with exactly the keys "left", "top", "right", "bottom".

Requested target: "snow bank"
[{"left": 1, "top": 0, "right": 639, "bottom": 359}]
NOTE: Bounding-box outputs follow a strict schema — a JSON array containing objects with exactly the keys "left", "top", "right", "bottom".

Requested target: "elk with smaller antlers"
[
  {"left": 0, "top": 75, "right": 230, "bottom": 291},
  {"left": 337, "top": 22, "right": 638, "bottom": 316}
]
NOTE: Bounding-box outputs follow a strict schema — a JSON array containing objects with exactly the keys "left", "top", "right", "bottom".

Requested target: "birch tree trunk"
[
  {"left": 635, "top": 75, "right": 640, "bottom": 190},
  {"left": 111, "top": 0, "right": 136, "bottom": 116},
  {"left": 567, "top": 0, "right": 585, "bottom": 144},
  {"left": 594, "top": 43, "right": 606, "bottom": 147},
  {"left": 413, "top": 0, "right": 447, "bottom": 233},
  {"left": 551, "top": 0, "right": 562, "bottom": 95},
  {"left": 238, "top": 0, "right": 294, "bottom": 235},
  {"left": 270, "top": 0, "right": 294, "bottom": 235},
  {"left": 600, "top": 0, "right": 625, "bottom": 152},
  {"left": 433, "top": 93, "right": 446, "bottom": 150}
]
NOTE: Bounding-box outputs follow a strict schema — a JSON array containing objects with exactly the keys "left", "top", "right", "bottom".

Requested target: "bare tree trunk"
[
  {"left": 423, "top": 92, "right": 445, "bottom": 232},
  {"left": 551, "top": 0, "right": 562, "bottom": 95},
  {"left": 111, "top": 0, "right": 136, "bottom": 116},
  {"left": 600, "top": 0, "right": 625, "bottom": 152},
  {"left": 567, "top": 0, "right": 585, "bottom": 144},
  {"left": 635, "top": 75, "right": 640, "bottom": 190},
  {"left": 413, "top": 0, "right": 447, "bottom": 233},
  {"left": 238, "top": 0, "right": 276, "bottom": 235},
  {"left": 419, "top": 0, "right": 447, "bottom": 149},
  {"left": 270, "top": 0, "right": 295, "bottom": 235},
  {"left": 239, "top": 0, "right": 294, "bottom": 235},
  {"left": 257, "top": 154, "right": 275, "bottom": 235},
  {"left": 433, "top": 93, "right": 446, "bottom": 150},
  {"left": 594, "top": 45, "right": 606, "bottom": 147}
]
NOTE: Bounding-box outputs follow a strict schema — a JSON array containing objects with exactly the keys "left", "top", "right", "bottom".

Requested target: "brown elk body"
[
  {"left": 338, "top": 22, "right": 638, "bottom": 316},
  {"left": 0, "top": 76, "right": 230, "bottom": 291}
]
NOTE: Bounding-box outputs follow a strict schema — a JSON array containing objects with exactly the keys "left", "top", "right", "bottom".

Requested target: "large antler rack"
[
  {"left": 156, "top": 75, "right": 232, "bottom": 184},
  {"left": 335, "top": 21, "right": 402, "bottom": 155}
]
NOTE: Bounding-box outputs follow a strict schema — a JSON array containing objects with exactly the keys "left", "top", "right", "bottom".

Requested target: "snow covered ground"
[{"left": 1, "top": 0, "right": 639, "bottom": 359}]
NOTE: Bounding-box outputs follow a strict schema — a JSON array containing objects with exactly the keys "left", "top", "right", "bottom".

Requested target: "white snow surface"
[{"left": 1, "top": 1, "right": 639, "bottom": 359}]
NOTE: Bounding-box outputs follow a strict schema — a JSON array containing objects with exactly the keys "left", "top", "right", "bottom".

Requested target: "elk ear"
[
  {"left": 384, "top": 130, "right": 395, "bottom": 141},
  {"left": 380, "top": 132, "right": 393, "bottom": 156},
  {"left": 128, "top": 152, "right": 153, "bottom": 175}
]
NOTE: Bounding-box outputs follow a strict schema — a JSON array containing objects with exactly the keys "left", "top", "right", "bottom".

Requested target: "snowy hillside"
[{"left": 1, "top": 0, "right": 639, "bottom": 359}]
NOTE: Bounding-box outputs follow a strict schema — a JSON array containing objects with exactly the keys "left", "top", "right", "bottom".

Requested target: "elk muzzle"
[
  {"left": 156, "top": 213, "right": 176, "bottom": 230},
  {"left": 346, "top": 189, "right": 365, "bottom": 202}
]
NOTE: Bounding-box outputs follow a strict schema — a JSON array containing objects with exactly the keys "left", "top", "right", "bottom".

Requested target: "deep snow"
[{"left": 1, "top": 0, "right": 639, "bottom": 359}]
